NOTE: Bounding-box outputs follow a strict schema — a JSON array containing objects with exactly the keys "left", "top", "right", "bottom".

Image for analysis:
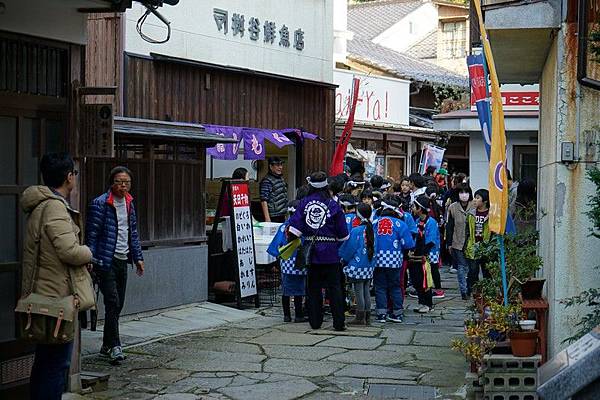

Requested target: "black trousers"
[
  {"left": 408, "top": 259, "right": 433, "bottom": 308},
  {"left": 467, "top": 258, "right": 490, "bottom": 295},
  {"left": 98, "top": 258, "right": 128, "bottom": 348},
  {"left": 307, "top": 263, "right": 345, "bottom": 330},
  {"left": 282, "top": 296, "right": 304, "bottom": 317},
  {"left": 431, "top": 261, "right": 442, "bottom": 290}
]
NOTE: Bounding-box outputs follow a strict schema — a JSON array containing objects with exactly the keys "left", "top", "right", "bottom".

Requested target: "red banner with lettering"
[{"left": 329, "top": 77, "right": 360, "bottom": 176}]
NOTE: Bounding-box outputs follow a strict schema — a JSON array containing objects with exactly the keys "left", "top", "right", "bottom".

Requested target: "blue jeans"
[
  {"left": 30, "top": 341, "right": 74, "bottom": 400},
  {"left": 374, "top": 268, "right": 403, "bottom": 315},
  {"left": 452, "top": 248, "right": 469, "bottom": 296}
]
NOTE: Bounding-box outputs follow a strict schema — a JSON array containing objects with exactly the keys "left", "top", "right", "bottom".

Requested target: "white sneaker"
[
  {"left": 449, "top": 268, "right": 458, "bottom": 274},
  {"left": 412, "top": 305, "right": 421, "bottom": 312},
  {"left": 417, "top": 305, "right": 431, "bottom": 314}
]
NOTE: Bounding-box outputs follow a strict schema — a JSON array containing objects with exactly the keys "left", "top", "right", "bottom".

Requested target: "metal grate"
[
  {"left": 1, "top": 355, "right": 34, "bottom": 385},
  {"left": 256, "top": 263, "right": 280, "bottom": 306}
]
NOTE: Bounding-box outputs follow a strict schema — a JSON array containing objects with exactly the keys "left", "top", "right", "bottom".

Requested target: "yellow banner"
[{"left": 473, "top": 0, "right": 508, "bottom": 234}]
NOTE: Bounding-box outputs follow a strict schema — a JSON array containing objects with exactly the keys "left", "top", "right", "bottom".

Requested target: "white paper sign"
[
  {"left": 231, "top": 182, "right": 258, "bottom": 298},
  {"left": 334, "top": 69, "right": 410, "bottom": 126}
]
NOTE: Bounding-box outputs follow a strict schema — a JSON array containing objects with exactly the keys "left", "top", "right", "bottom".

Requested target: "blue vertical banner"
[{"left": 467, "top": 54, "right": 492, "bottom": 158}]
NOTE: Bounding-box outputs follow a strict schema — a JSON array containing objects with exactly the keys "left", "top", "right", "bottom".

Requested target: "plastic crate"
[
  {"left": 483, "top": 354, "right": 542, "bottom": 372},
  {"left": 483, "top": 372, "right": 537, "bottom": 392}
]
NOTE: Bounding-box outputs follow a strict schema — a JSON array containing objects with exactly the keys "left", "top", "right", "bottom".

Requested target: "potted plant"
[
  {"left": 487, "top": 301, "right": 539, "bottom": 357},
  {"left": 451, "top": 317, "right": 496, "bottom": 372},
  {"left": 473, "top": 231, "right": 543, "bottom": 305}
]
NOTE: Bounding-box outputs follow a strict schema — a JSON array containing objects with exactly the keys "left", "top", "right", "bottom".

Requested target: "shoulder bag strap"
[{"left": 27, "top": 200, "right": 52, "bottom": 295}]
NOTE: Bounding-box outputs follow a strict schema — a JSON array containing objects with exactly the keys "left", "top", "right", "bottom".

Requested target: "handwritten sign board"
[
  {"left": 334, "top": 69, "right": 410, "bottom": 126},
  {"left": 230, "top": 182, "right": 258, "bottom": 298},
  {"left": 210, "top": 179, "right": 259, "bottom": 308}
]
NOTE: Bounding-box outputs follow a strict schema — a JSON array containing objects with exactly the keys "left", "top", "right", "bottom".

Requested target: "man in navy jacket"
[{"left": 86, "top": 166, "right": 144, "bottom": 364}]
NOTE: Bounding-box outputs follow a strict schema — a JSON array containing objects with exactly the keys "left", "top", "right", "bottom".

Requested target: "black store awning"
[{"left": 113, "top": 116, "right": 239, "bottom": 146}]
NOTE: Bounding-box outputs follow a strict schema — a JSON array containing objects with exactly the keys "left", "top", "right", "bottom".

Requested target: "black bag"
[{"left": 294, "top": 201, "right": 330, "bottom": 270}]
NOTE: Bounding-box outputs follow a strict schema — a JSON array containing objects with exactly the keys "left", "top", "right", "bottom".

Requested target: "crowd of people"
[{"left": 267, "top": 160, "right": 536, "bottom": 331}]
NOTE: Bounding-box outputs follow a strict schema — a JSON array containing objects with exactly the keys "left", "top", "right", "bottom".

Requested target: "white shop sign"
[
  {"left": 334, "top": 69, "right": 410, "bottom": 126},
  {"left": 125, "top": 0, "right": 333, "bottom": 83}
]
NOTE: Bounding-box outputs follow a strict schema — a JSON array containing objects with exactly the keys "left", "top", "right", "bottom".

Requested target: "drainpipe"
[{"left": 575, "top": 82, "right": 582, "bottom": 163}]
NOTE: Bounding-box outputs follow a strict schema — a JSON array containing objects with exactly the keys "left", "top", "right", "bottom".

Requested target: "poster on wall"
[
  {"left": 418, "top": 144, "right": 446, "bottom": 174},
  {"left": 364, "top": 151, "right": 384, "bottom": 178}
]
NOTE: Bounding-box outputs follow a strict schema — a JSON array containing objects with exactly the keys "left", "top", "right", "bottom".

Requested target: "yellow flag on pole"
[{"left": 473, "top": 0, "right": 508, "bottom": 234}]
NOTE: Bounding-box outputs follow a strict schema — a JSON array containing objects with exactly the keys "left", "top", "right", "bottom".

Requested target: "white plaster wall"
[
  {"left": 372, "top": 3, "right": 438, "bottom": 53},
  {"left": 468, "top": 131, "right": 538, "bottom": 191},
  {"left": 0, "top": 0, "right": 96, "bottom": 44},
  {"left": 539, "top": 25, "right": 600, "bottom": 356},
  {"left": 125, "top": 0, "right": 333, "bottom": 83},
  {"left": 333, "top": 0, "right": 352, "bottom": 63}
]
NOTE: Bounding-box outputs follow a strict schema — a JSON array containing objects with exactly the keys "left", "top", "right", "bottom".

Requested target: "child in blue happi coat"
[
  {"left": 373, "top": 197, "right": 415, "bottom": 323},
  {"left": 407, "top": 194, "right": 441, "bottom": 313},
  {"left": 338, "top": 193, "right": 360, "bottom": 232},
  {"left": 267, "top": 200, "right": 307, "bottom": 323},
  {"left": 339, "top": 203, "right": 377, "bottom": 326}
]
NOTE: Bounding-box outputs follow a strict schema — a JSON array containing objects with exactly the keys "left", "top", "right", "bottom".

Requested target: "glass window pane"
[
  {"left": 0, "top": 195, "right": 17, "bottom": 263},
  {"left": 0, "top": 116, "right": 17, "bottom": 184},
  {"left": 45, "top": 119, "right": 64, "bottom": 153},
  {"left": 366, "top": 140, "right": 384, "bottom": 154},
  {"left": 22, "top": 117, "right": 41, "bottom": 185},
  {"left": 387, "top": 141, "right": 407, "bottom": 155}
]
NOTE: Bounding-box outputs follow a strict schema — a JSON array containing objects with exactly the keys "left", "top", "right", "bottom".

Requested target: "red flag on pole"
[{"left": 329, "top": 77, "right": 360, "bottom": 176}]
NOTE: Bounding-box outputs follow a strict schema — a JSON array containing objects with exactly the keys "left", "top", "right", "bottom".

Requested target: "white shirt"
[{"left": 114, "top": 196, "right": 129, "bottom": 257}]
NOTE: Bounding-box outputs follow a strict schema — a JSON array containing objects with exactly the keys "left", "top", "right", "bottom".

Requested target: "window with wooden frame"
[
  {"left": 85, "top": 137, "right": 206, "bottom": 246},
  {"left": 441, "top": 21, "right": 467, "bottom": 59}
]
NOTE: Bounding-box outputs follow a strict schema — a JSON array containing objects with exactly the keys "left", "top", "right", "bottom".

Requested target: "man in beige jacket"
[{"left": 20, "top": 153, "right": 92, "bottom": 400}]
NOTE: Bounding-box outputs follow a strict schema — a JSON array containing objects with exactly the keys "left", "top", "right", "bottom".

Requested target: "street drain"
[{"left": 367, "top": 383, "right": 437, "bottom": 399}]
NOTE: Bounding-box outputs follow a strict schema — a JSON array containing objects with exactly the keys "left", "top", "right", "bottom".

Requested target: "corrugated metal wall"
[{"left": 123, "top": 55, "right": 335, "bottom": 175}]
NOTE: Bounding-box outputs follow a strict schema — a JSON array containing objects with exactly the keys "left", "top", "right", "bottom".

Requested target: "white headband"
[
  {"left": 306, "top": 176, "right": 328, "bottom": 188},
  {"left": 414, "top": 198, "right": 429, "bottom": 211},
  {"left": 356, "top": 209, "right": 367, "bottom": 221},
  {"left": 380, "top": 201, "right": 396, "bottom": 211},
  {"left": 345, "top": 180, "right": 365, "bottom": 188},
  {"left": 380, "top": 182, "right": 392, "bottom": 190},
  {"left": 339, "top": 200, "right": 356, "bottom": 207}
]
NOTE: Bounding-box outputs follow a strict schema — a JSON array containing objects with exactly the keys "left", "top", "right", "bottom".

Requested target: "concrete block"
[
  {"left": 483, "top": 392, "right": 538, "bottom": 400},
  {"left": 483, "top": 372, "right": 537, "bottom": 392},
  {"left": 483, "top": 354, "right": 541, "bottom": 372}
]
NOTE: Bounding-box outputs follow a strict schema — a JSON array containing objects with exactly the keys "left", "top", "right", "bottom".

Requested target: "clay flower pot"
[{"left": 509, "top": 329, "right": 538, "bottom": 357}]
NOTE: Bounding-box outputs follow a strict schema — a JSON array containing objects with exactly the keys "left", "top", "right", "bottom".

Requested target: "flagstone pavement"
[{"left": 76, "top": 270, "right": 471, "bottom": 400}]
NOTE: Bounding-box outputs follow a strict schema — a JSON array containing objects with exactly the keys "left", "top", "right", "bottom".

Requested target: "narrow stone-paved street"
[{"left": 80, "top": 271, "right": 469, "bottom": 400}]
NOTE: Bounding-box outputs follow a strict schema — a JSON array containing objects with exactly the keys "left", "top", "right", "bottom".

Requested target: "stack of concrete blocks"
[{"left": 481, "top": 354, "right": 542, "bottom": 400}]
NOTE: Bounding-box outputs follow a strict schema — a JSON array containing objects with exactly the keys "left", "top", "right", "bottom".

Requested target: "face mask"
[{"left": 459, "top": 193, "right": 470, "bottom": 202}]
